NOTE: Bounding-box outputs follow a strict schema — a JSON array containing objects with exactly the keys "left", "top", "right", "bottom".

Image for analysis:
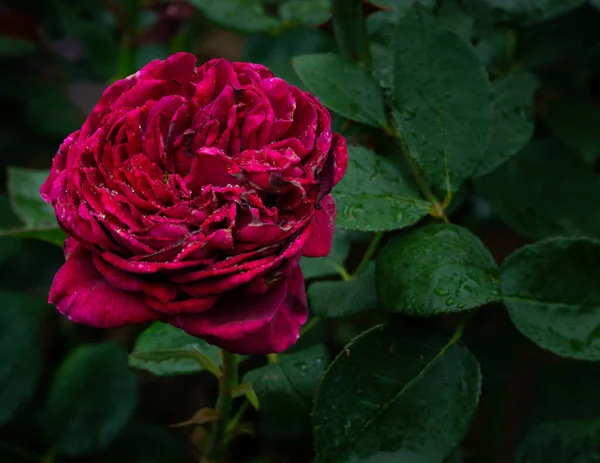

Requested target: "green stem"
[
  {"left": 223, "top": 401, "right": 251, "bottom": 446},
  {"left": 394, "top": 134, "right": 449, "bottom": 223},
  {"left": 201, "top": 351, "right": 239, "bottom": 463},
  {"left": 331, "top": 0, "right": 371, "bottom": 67},
  {"left": 353, "top": 232, "right": 383, "bottom": 277},
  {"left": 300, "top": 316, "right": 322, "bottom": 337},
  {"left": 449, "top": 310, "right": 478, "bottom": 346},
  {"left": 335, "top": 263, "right": 352, "bottom": 281}
]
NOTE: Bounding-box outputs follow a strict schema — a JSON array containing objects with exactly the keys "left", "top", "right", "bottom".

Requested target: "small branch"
[
  {"left": 336, "top": 263, "right": 353, "bottom": 281},
  {"left": 300, "top": 316, "right": 322, "bottom": 338},
  {"left": 223, "top": 401, "right": 251, "bottom": 446},
  {"left": 201, "top": 351, "right": 239, "bottom": 463},
  {"left": 353, "top": 232, "right": 383, "bottom": 277},
  {"left": 394, "top": 133, "right": 450, "bottom": 223}
]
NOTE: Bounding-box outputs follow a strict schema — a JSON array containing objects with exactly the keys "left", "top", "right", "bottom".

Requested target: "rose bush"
[{"left": 40, "top": 52, "right": 347, "bottom": 354}]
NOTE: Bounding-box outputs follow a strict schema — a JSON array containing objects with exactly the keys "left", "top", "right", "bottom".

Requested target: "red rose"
[{"left": 41, "top": 53, "right": 347, "bottom": 354}]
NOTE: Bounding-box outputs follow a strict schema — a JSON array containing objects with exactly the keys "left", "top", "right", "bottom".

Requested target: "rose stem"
[
  {"left": 353, "top": 232, "right": 384, "bottom": 277},
  {"left": 202, "top": 350, "right": 239, "bottom": 463}
]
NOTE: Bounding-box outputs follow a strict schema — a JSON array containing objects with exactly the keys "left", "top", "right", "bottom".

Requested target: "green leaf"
[
  {"left": 0, "top": 194, "right": 23, "bottom": 265},
  {"left": 546, "top": 98, "right": 600, "bottom": 164},
  {"left": 292, "top": 53, "right": 387, "bottom": 128},
  {"left": 8, "top": 168, "right": 55, "bottom": 227},
  {"left": 475, "top": 70, "right": 538, "bottom": 176},
  {"left": 501, "top": 237, "right": 600, "bottom": 360},
  {"left": 0, "top": 226, "right": 65, "bottom": 246},
  {"left": 300, "top": 229, "right": 366, "bottom": 280},
  {"left": 377, "top": 224, "right": 500, "bottom": 315},
  {"left": 4, "top": 168, "right": 64, "bottom": 245},
  {"left": 593, "top": 0, "right": 600, "bottom": 11},
  {"left": 0, "top": 36, "right": 38, "bottom": 57},
  {"left": 244, "top": 28, "right": 335, "bottom": 92},
  {"left": 308, "top": 262, "right": 377, "bottom": 318},
  {"left": 40, "top": 343, "right": 138, "bottom": 456},
  {"left": 370, "top": 0, "right": 437, "bottom": 20},
  {"left": 313, "top": 324, "right": 481, "bottom": 462},
  {"left": 188, "top": 0, "right": 280, "bottom": 33},
  {"left": 474, "top": 29, "right": 517, "bottom": 73},
  {"left": 437, "top": 0, "right": 474, "bottom": 42},
  {"left": 333, "top": 145, "right": 431, "bottom": 231},
  {"left": 482, "top": 0, "right": 587, "bottom": 24},
  {"left": 279, "top": 0, "right": 331, "bottom": 26},
  {"left": 476, "top": 139, "right": 600, "bottom": 240},
  {"left": 246, "top": 344, "right": 328, "bottom": 406},
  {"left": 244, "top": 344, "right": 329, "bottom": 437},
  {"left": 516, "top": 420, "right": 600, "bottom": 462},
  {"left": 392, "top": 4, "right": 493, "bottom": 192},
  {"left": 232, "top": 383, "right": 260, "bottom": 409},
  {"left": 0, "top": 291, "right": 47, "bottom": 425},
  {"left": 459, "top": 0, "right": 499, "bottom": 38},
  {"left": 101, "top": 422, "right": 190, "bottom": 463},
  {"left": 130, "top": 322, "right": 221, "bottom": 377},
  {"left": 0, "top": 193, "right": 21, "bottom": 227},
  {"left": 370, "top": 42, "right": 394, "bottom": 100}
]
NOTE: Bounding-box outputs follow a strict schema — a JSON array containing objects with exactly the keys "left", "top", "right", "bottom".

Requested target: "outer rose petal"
[
  {"left": 332, "top": 133, "right": 348, "bottom": 186},
  {"left": 92, "top": 254, "right": 178, "bottom": 303},
  {"left": 209, "top": 266, "right": 308, "bottom": 354},
  {"left": 49, "top": 244, "right": 160, "bottom": 328},
  {"left": 171, "top": 277, "right": 287, "bottom": 341},
  {"left": 302, "top": 195, "right": 336, "bottom": 258},
  {"left": 172, "top": 266, "right": 308, "bottom": 354}
]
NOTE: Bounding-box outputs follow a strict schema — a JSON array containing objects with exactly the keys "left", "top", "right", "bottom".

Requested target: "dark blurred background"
[{"left": 2, "top": 1, "right": 600, "bottom": 462}]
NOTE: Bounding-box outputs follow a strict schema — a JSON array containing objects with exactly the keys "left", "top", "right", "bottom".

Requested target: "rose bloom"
[{"left": 41, "top": 53, "right": 347, "bottom": 354}]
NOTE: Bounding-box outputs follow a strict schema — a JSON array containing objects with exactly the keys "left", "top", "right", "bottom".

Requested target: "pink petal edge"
[
  {"left": 172, "top": 265, "right": 308, "bottom": 354},
  {"left": 49, "top": 243, "right": 160, "bottom": 328},
  {"left": 302, "top": 194, "right": 336, "bottom": 258}
]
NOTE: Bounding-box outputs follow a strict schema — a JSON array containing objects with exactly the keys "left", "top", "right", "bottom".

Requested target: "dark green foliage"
[
  {"left": 377, "top": 224, "right": 500, "bottom": 315},
  {"left": 313, "top": 324, "right": 481, "bottom": 462},
  {"left": 2, "top": 0, "right": 600, "bottom": 461}
]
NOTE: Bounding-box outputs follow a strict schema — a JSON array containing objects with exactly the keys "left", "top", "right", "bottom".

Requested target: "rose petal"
[
  {"left": 49, "top": 244, "right": 159, "bottom": 328},
  {"left": 92, "top": 254, "right": 178, "bottom": 303},
  {"left": 171, "top": 276, "right": 289, "bottom": 342},
  {"left": 184, "top": 147, "right": 241, "bottom": 195},
  {"left": 145, "top": 295, "right": 218, "bottom": 314},
  {"left": 332, "top": 132, "right": 348, "bottom": 185},
  {"left": 302, "top": 195, "right": 335, "bottom": 258},
  {"left": 201, "top": 265, "right": 308, "bottom": 354}
]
